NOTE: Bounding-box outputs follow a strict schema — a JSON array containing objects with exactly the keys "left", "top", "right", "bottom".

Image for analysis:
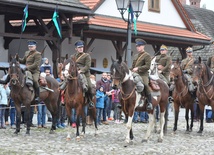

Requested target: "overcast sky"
[{"left": 187, "top": 0, "right": 214, "bottom": 11}]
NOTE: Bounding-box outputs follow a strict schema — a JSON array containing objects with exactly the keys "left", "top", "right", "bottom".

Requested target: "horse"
[
  {"left": 192, "top": 57, "right": 214, "bottom": 134},
  {"left": 110, "top": 57, "right": 169, "bottom": 146},
  {"left": 169, "top": 59, "right": 195, "bottom": 133},
  {"left": 9, "top": 56, "right": 60, "bottom": 134},
  {"left": 62, "top": 57, "right": 98, "bottom": 140}
]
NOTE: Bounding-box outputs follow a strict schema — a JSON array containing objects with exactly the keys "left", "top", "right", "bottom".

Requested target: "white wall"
[{"left": 95, "top": 0, "right": 186, "bottom": 28}]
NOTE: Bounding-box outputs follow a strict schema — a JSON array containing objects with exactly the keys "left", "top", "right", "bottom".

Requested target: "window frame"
[{"left": 148, "top": 0, "right": 161, "bottom": 13}]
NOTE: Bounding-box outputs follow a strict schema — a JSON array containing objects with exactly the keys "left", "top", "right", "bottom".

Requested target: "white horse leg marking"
[
  {"left": 144, "top": 113, "right": 154, "bottom": 140},
  {"left": 125, "top": 116, "right": 134, "bottom": 143},
  {"left": 159, "top": 111, "right": 166, "bottom": 141}
]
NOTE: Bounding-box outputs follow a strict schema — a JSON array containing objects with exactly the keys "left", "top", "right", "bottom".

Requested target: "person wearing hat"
[
  {"left": 131, "top": 38, "right": 153, "bottom": 110},
  {"left": 60, "top": 40, "right": 94, "bottom": 107},
  {"left": 155, "top": 44, "right": 171, "bottom": 84},
  {"left": 207, "top": 55, "right": 214, "bottom": 74},
  {"left": 180, "top": 47, "right": 196, "bottom": 93},
  {"left": 18, "top": 40, "right": 42, "bottom": 103}
]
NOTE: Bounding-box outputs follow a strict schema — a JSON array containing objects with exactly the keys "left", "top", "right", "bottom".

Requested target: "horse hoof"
[
  {"left": 123, "top": 142, "right": 131, "bottom": 147},
  {"left": 94, "top": 133, "right": 98, "bottom": 137},
  {"left": 49, "top": 130, "right": 55, "bottom": 134},
  {"left": 158, "top": 138, "right": 163, "bottom": 143},
  {"left": 141, "top": 139, "right": 148, "bottom": 143},
  {"left": 66, "top": 137, "right": 71, "bottom": 141},
  {"left": 76, "top": 136, "right": 81, "bottom": 141}
]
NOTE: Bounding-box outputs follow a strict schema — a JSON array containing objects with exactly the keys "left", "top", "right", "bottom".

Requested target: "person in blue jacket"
[{"left": 96, "top": 86, "right": 105, "bottom": 125}]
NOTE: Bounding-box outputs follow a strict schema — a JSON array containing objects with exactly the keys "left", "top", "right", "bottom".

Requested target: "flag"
[
  {"left": 52, "top": 8, "right": 62, "bottom": 38},
  {"left": 22, "top": 4, "right": 28, "bottom": 32},
  {"left": 129, "top": 4, "right": 138, "bottom": 35}
]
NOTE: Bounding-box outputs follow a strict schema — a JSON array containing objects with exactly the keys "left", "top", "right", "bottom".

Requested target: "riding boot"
[
  {"left": 59, "top": 79, "right": 67, "bottom": 90},
  {"left": 35, "top": 87, "right": 40, "bottom": 103},
  {"left": 88, "top": 92, "right": 94, "bottom": 108},
  {"left": 146, "top": 94, "right": 153, "bottom": 110}
]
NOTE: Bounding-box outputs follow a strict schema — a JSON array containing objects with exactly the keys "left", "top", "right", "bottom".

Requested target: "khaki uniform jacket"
[
  {"left": 207, "top": 56, "right": 214, "bottom": 73},
  {"left": 131, "top": 51, "right": 151, "bottom": 85},
  {"left": 180, "top": 57, "right": 195, "bottom": 75},
  {"left": 71, "top": 52, "right": 91, "bottom": 77},
  {"left": 19, "top": 50, "right": 41, "bottom": 74},
  {"left": 155, "top": 54, "right": 171, "bottom": 77}
]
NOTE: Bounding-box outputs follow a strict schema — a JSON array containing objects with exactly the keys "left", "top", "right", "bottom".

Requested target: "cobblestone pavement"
[{"left": 1, "top": 109, "right": 214, "bottom": 155}]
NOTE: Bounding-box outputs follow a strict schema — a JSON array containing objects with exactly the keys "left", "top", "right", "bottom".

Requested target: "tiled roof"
[
  {"left": 88, "top": 15, "right": 211, "bottom": 41},
  {"left": 79, "top": 0, "right": 102, "bottom": 10},
  {"left": 183, "top": 5, "right": 214, "bottom": 39}
]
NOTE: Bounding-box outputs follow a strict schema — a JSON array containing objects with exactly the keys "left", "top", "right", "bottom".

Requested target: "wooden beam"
[
  {"left": 0, "top": 32, "right": 57, "bottom": 41},
  {"left": 178, "top": 47, "right": 187, "bottom": 59}
]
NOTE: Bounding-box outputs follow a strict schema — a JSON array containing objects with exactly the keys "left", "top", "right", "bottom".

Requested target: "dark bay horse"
[
  {"left": 170, "top": 59, "right": 194, "bottom": 133},
  {"left": 9, "top": 56, "right": 59, "bottom": 134},
  {"left": 63, "top": 57, "right": 97, "bottom": 140},
  {"left": 192, "top": 57, "right": 214, "bottom": 134},
  {"left": 110, "top": 57, "right": 169, "bottom": 146}
]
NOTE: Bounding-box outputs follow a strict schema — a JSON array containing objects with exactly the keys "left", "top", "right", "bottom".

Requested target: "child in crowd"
[
  {"left": 0, "top": 76, "right": 10, "bottom": 129},
  {"left": 96, "top": 86, "right": 105, "bottom": 125},
  {"left": 112, "top": 88, "right": 122, "bottom": 124}
]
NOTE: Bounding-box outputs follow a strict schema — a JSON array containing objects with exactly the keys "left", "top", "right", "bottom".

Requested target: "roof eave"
[
  {"left": 86, "top": 25, "right": 211, "bottom": 46},
  {"left": 0, "top": 0, "right": 93, "bottom": 16}
]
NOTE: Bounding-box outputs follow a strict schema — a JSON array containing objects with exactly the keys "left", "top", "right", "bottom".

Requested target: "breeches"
[
  {"left": 32, "top": 73, "right": 40, "bottom": 89},
  {"left": 141, "top": 76, "right": 151, "bottom": 95}
]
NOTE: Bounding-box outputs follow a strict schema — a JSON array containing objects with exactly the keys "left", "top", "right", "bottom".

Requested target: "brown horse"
[
  {"left": 9, "top": 56, "right": 60, "bottom": 134},
  {"left": 169, "top": 59, "right": 195, "bottom": 133},
  {"left": 63, "top": 57, "right": 97, "bottom": 140},
  {"left": 192, "top": 57, "right": 214, "bottom": 134},
  {"left": 110, "top": 57, "right": 169, "bottom": 146}
]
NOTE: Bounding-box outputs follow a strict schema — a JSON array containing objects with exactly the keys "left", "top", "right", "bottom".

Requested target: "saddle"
[{"left": 149, "top": 79, "right": 160, "bottom": 91}]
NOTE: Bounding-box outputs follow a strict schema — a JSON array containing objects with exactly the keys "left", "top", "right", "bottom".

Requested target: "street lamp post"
[{"left": 115, "top": 0, "right": 145, "bottom": 67}]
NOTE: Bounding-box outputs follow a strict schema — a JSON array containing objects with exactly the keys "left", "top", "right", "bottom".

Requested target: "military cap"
[
  {"left": 186, "top": 47, "right": 193, "bottom": 53},
  {"left": 135, "top": 38, "right": 147, "bottom": 46},
  {"left": 27, "top": 40, "right": 37, "bottom": 46},
  {"left": 75, "top": 40, "right": 84, "bottom": 48},
  {"left": 160, "top": 44, "right": 168, "bottom": 51}
]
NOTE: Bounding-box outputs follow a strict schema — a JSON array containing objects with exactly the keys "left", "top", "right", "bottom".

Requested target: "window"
[{"left": 148, "top": 0, "right": 160, "bottom": 13}]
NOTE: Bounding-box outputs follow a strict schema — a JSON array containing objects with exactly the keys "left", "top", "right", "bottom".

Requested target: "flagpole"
[{"left": 17, "top": 0, "right": 29, "bottom": 55}]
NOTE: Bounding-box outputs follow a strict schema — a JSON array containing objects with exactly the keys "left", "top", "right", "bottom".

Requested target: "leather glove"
[{"left": 182, "top": 70, "right": 188, "bottom": 74}]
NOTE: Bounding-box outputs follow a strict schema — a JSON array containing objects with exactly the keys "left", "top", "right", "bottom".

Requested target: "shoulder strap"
[
  {"left": 76, "top": 53, "right": 86, "bottom": 62},
  {"left": 184, "top": 58, "right": 194, "bottom": 70},
  {"left": 135, "top": 52, "right": 147, "bottom": 67}
]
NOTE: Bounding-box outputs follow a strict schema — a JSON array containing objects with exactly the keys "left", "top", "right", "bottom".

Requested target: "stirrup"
[
  {"left": 89, "top": 101, "right": 94, "bottom": 108},
  {"left": 146, "top": 103, "right": 153, "bottom": 110},
  {"left": 35, "top": 97, "right": 40, "bottom": 103}
]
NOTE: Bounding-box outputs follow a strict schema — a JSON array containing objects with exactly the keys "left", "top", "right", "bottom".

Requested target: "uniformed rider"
[
  {"left": 131, "top": 38, "right": 153, "bottom": 110},
  {"left": 19, "top": 40, "right": 42, "bottom": 103},
  {"left": 60, "top": 40, "right": 94, "bottom": 107},
  {"left": 155, "top": 45, "right": 171, "bottom": 84},
  {"left": 180, "top": 47, "right": 196, "bottom": 94}
]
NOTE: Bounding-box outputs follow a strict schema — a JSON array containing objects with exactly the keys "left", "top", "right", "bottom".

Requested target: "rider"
[
  {"left": 155, "top": 45, "right": 171, "bottom": 84},
  {"left": 19, "top": 40, "right": 42, "bottom": 103},
  {"left": 131, "top": 38, "right": 153, "bottom": 110},
  {"left": 207, "top": 55, "right": 214, "bottom": 74},
  {"left": 180, "top": 47, "right": 196, "bottom": 97},
  {"left": 60, "top": 40, "right": 94, "bottom": 107}
]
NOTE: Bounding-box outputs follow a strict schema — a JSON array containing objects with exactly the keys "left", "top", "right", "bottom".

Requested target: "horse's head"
[
  {"left": 149, "top": 56, "right": 158, "bottom": 75},
  {"left": 110, "top": 56, "right": 130, "bottom": 88},
  {"left": 169, "top": 58, "right": 182, "bottom": 82},
  {"left": 68, "top": 57, "right": 78, "bottom": 78},
  {"left": 192, "top": 57, "right": 204, "bottom": 86},
  {"left": 9, "top": 55, "right": 22, "bottom": 85}
]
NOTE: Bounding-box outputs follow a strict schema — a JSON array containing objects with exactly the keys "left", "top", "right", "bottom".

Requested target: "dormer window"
[{"left": 148, "top": 0, "right": 160, "bottom": 13}]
